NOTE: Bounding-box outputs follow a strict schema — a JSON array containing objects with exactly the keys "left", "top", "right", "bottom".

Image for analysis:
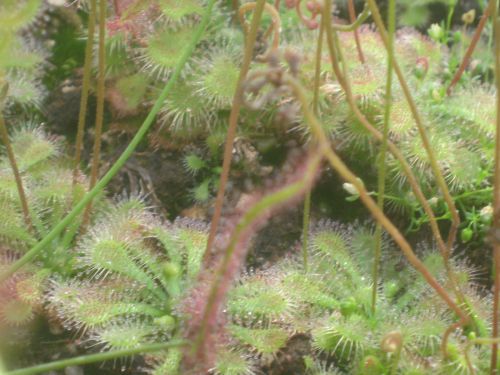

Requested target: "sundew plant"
[{"left": 2, "top": 0, "right": 500, "bottom": 374}]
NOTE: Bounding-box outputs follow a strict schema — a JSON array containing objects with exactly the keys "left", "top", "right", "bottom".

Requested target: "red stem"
[
  {"left": 447, "top": 0, "right": 495, "bottom": 96},
  {"left": 347, "top": 0, "right": 365, "bottom": 63}
]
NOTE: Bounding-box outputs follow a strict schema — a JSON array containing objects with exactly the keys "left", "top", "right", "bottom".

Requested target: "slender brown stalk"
[
  {"left": 285, "top": 73, "right": 469, "bottom": 325},
  {"left": 447, "top": 0, "right": 495, "bottom": 96},
  {"left": 232, "top": 0, "right": 239, "bottom": 24},
  {"left": 490, "top": 15, "right": 500, "bottom": 375},
  {"left": 347, "top": 0, "right": 365, "bottom": 63},
  {"left": 365, "top": 0, "right": 460, "bottom": 257},
  {"left": 73, "top": 0, "right": 97, "bottom": 186},
  {"left": 323, "top": 5, "right": 446, "bottom": 262},
  {"left": 204, "top": 0, "right": 267, "bottom": 263},
  {"left": 0, "top": 111, "right": 32, "bottom": 229},
  {"left": 82, "top": 0, "right": 106, "bottom": 227},
  {"left": 112, "top": 0, "right": 121, "bottom": 17},
  {"left": 323, "top": 0, "right": 468, "bottom": 311}
]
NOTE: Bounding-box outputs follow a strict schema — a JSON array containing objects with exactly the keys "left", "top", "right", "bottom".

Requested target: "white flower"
[
  {"left": 480, "top": 204, "right": 493, "bottom": 222},
  {"left": 342, "top": 178, "right": 364, "bottom": 196},
  {"left": 428, "top": 23, "right": 444, "bottom": 42},
  {"left": 48, "top": 0, "right": 68, "bottom": 6}
]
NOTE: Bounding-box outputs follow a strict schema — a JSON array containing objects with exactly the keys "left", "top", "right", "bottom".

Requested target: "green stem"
[
  {"left": 372, "top": 0, "right": 395, "bottom": 315},
  {"left": 371, "top": 192, "right": 404, "bottom": 202},
  {"left": 82, "top": 0, "right": 106, "bottom": 226},
  {"left": 302, "top": 191, "right": 311, "bottom": 271},
  {"left": 312, "top": 18, "right": 324, "bottom": 116},
  {"left": 302, "top": 15, "right": 325, "bottom": 272},
  {"left": 5, "top": 341, "right": 187, "bottom": 375},
  {"left": 73, "top": 0, "right": 96, "bottom": 186},
  {"left": 0, "top": 0, "right": 217, "bottom": 283},
  {"left": 446, "top": 0, "right": 457, "bottom": 36},
  {"left": 490, "top": 13, "right": 500, "bottom": 375},
  {"left": 454, "top": 187, "right": 493, "bottom": 200},
  {"left": 390, "top": 346, "right": 402, "bottom": 375}
]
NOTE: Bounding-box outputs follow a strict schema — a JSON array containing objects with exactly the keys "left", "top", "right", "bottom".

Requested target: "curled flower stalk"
[{"left": 238, "top": 2, "right": 281, "bottom": 61}]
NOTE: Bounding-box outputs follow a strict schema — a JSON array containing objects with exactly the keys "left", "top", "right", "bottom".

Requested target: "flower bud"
[
  {"left": 428, "top": 23, "right": 444, "bottom": 43},
  {"left": 414, "top": 57, "right": 429, "bottom": 80},
  {"left": 462, "top": 9, "right": 476, "bottom": 25},
  {"left": 163, "top": 262, "right": 181, "bottom": 279},
  {"left": 381, "top": 331, "right": 403, "bottom": 353},
  {"left": 343, "top": 178, "right": 364, "bottom": 196},
  {"left": 428, "top": 196, "right": 439, "bottom": 207},
  {"left": 154, "top": 314, "right": 176, "bottom": 329},
  {"left": 432, "top": 88, "right": 443, "bottom": 102},
  {"left": 460, "top": 227, "right": 473, "bottom": 243},
  {"left": 360, "top": 355, "right": 383, "bottom": 374},
  {"left": 480, "top": 204, "right": 493, "bottom": 223}
]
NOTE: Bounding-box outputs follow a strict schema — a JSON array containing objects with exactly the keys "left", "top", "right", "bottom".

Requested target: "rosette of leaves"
[
  {"left": 0, "top": 250, "right": 50, "bottom": 367},
  {"left": 0, "top": 125, "right": 90, "bottom": 362},
  {"left": 225, "top": 220, "right": 490, "bottom": 373},
  {"left": 183, "top": 151, "right": 222, "bottom": 203},
  {"left": 48, "top": 196, "right": 257, "bottom": 373},
  {"left": 49, "top": 199, "right": 257, "bottom": 374},
  {"left": 316, "top": 25, "right": 490, "bottom": 237},
  {"left": 0, "top": 125, "right": 90, "bottom": 268},
  {"left": 0, "top": 0, "right": 48, "bottom": 111},
  {"left": 0, "top": 251, "right": 49, "bottom": 330}
]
